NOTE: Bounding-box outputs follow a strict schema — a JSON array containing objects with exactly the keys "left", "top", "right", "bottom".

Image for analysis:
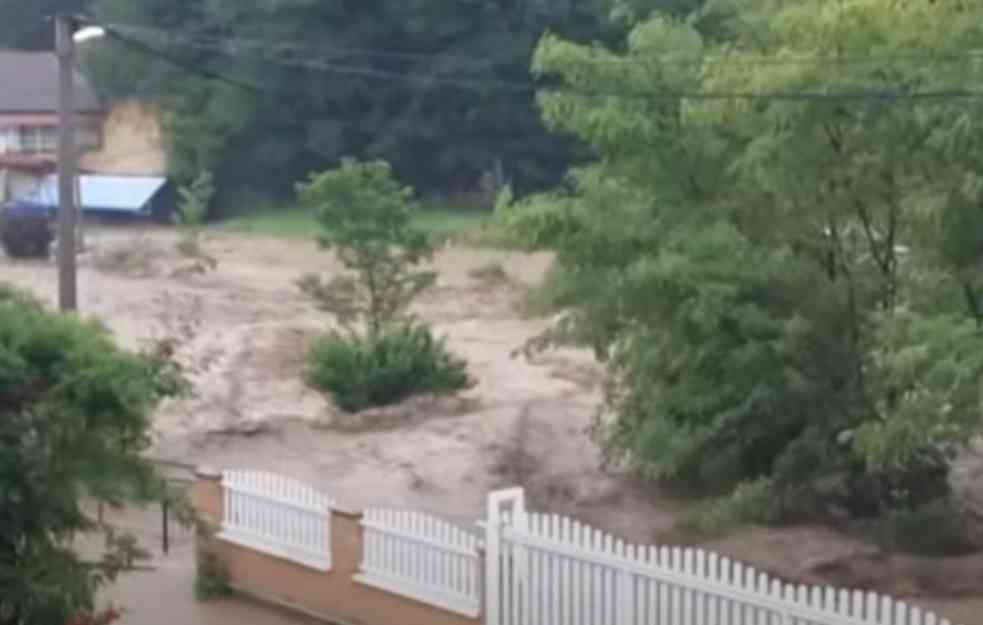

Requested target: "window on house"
[
  {"left": 0, "top": 126, "right": 99, "bottom": 156},
  {"left": 18, "top": 126, "right": 58, "bottom": 155},
  {"left": 0, "top": 127, "right": 20, "bottom": 154}
]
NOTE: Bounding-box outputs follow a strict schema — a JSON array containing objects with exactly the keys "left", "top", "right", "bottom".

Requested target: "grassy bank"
[{"left": 221, "top": 206, "right": 493, "bottom": 242}]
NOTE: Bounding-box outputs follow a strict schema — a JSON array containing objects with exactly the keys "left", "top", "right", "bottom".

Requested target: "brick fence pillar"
[{"left": 193, "top": 465, "right": 223, "bottom": 527}]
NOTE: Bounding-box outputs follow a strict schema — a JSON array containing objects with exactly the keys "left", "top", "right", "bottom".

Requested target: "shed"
[{"left": 27, "top": 174, "right": 173, "bottom": 221}]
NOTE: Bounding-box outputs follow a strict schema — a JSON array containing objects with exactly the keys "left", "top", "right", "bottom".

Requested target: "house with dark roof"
[{"left": 0, "top": 49, "right": 105, "bottom": 201}]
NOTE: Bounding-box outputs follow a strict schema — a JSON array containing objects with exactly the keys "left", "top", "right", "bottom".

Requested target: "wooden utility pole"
[
  {"left": 75, "top": 174, "right": 84, "bottom": 251},
  {"left": 56, "top": 14, "right": 79, "bottom": 311}
]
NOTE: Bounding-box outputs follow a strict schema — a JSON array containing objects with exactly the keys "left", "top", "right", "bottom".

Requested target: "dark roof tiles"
[{"left": 0, "top": 50, "right": 102, "bottom": 113}]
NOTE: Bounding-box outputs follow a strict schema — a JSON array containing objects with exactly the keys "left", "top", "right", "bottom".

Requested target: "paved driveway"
[
  {"left": 88, "top": 502, "right": 324, "bottom": 625},
  {"left": 104, "top": 554, "right": 323, "bottom": 625}
]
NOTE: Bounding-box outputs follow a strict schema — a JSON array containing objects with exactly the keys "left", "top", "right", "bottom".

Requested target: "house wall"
[
  {"left": 80, "top": 100, "right": 166, "bottom": 177},
  {"left": 193, "top": 472, "right": 482, "bottom": 625},
  {"left": 0, "top": 108, "right": 102, "bottom": 202},
  {"left": 0, "top": 112, "right": 103, "bottom": 160}
]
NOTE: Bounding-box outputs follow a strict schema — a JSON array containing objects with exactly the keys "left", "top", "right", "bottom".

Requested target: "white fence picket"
[
  {"left": 486, "top": 488, "right": 960, "bottom": 625},
  {"left": 356, "top": 507, "right": 481, "bottom": 618},
  {"left": 213, "top": 477, "right": 959, "bottom": 625},
  {"left": 219, "top": 470, "right": 333, "bottom": 571}
]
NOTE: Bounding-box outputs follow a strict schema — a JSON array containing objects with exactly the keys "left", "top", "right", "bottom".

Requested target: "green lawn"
[{"left": 220, "top": 207, "right": 492, "bottom": 242}]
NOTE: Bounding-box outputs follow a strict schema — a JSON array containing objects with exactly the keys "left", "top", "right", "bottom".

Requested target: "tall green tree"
[
  {"left": 502, "top": 0, "right": 983, "bottom": 521},
  {"left": 82, "top": 0, "right": 700, "bottom": 207},
  {"left": 0, "top": 287, "right": 184, "bottom": 624}
]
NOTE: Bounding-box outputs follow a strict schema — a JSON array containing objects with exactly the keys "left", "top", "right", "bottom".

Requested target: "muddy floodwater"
[{"left": 4, "top": 227, "right": 980, "bottom": 624}]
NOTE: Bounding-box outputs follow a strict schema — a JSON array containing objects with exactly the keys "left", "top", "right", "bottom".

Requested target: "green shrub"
[
  {"left": 174, "top": 171, "right": 218, "bottom": 271},
  {"left": 676, "top": 478, "right": 785, "bottom": 538},
  {"left": 306, "top": 324, "right": 470, "bottom": 413},
  {"left": 176, "top": 171, "right": 215, "bottom": 228},
  {"left": 194, "top": 551, "right": 232, "bottom": 601},
  {"left": 0, "top": 283, "right": 185, "bottom": 622},
  {"left": 867, "top": 498, "right": 978, "bottom": 556}
]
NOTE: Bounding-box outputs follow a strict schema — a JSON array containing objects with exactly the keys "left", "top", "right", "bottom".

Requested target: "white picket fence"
[
  {"left": 485, "top": 489, "right": 956, "bottom": 625},
  {"left": 219, "top": 469, "right": 334, "bottom": 571},
  {"left": 213, "top": 471, "right": 960, "bottom": 625},
  {"left": 356, "top": 508, "right": 483, "bottom": 617}
]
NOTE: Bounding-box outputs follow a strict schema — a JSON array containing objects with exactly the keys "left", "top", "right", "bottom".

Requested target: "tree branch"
[{"left": 854, "top": 199, "right": 889, "bottom": 275}]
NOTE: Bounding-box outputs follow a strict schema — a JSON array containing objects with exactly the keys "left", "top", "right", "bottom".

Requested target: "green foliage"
[
  {"left": 175, "top": 171, "right": 218, "bottom": 269},
  {"left": 494, "top": 185, "right": 584, "bottom": 251},
  {"left": 299, "top": 160, "right": 471, "bottom": 411},
  {"left": 176, "top": 171, "right": 215, "bottom": 228},
  {"left": 855, "top": 312, "right": 983, "bottom": 471},
  {"left": 83, "top": 0, "right": 658, "bottom": 201},
  {"left": 194, "top": 551, "right": 232, "bottom": 601},
  {"left": 677, "top": 478, "right": 782, "bottom": 538},
  {"left": 514, "top": 0, "right": 983, "bottom": 533},
  {"left": 867, "top": 498, "right": 977, "bottom": 557},
  {"left": 298, "top": 159, "right": 436, "bottom": 338},
  {"left": 223, "top": 205, "right": 489, "bottom": 242},
  {"left": 306, "top": 324, "right": 471, "bottom": 413},
  {"left": 0, "top": 285, "right": 184, "bottom": 625}
]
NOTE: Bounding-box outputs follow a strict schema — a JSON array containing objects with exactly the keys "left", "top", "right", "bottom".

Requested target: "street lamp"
[{"left": 73, "top": 26, "right": 107, "bottom": 43}]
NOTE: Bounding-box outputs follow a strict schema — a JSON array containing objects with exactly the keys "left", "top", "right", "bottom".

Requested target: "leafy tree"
[
  {"left": 298, "top": 159, "right": 436, "bottom": 338},
  {"left": 298, "top": 159, "right": 470, "bottom": 411},
  {"left": 82, "top": 0, "right": 696, "bottom": 204},
  {"left": 504, "top": 0, "right": 983, "bottom": 525},
  {"left": 0, "top": 286, "right": 184, "bottom": 625}
]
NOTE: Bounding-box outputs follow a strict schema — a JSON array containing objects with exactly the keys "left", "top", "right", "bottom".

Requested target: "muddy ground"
[{"left": 2, "top": 226, "right": 981, "bottom": 624}]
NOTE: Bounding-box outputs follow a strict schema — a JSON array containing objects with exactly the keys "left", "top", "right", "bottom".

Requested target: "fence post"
[
  {"left": 617, "top": 547, "right": 635, "bottom": 625},
  {"left": 485, "top": 488, "right": 525, "bottom": 625}
]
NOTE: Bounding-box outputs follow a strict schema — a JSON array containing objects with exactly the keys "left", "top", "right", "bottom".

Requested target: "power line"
[
  {"left": 103, "top": 27, "right": 983, "bottom": 104},
  {"left": 105, "top": 23, "right": 502, "bottom": 67},
  {"left": 104, "top": 20, "right": 983, "bottom": 71},
  {"left": 105, "top": 29, "right": 272, "bottom": 95}
]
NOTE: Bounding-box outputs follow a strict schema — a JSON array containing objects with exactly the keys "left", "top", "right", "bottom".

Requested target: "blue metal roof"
[{"left": 27, "top": 175, "right": 168, "bottom": 215}]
